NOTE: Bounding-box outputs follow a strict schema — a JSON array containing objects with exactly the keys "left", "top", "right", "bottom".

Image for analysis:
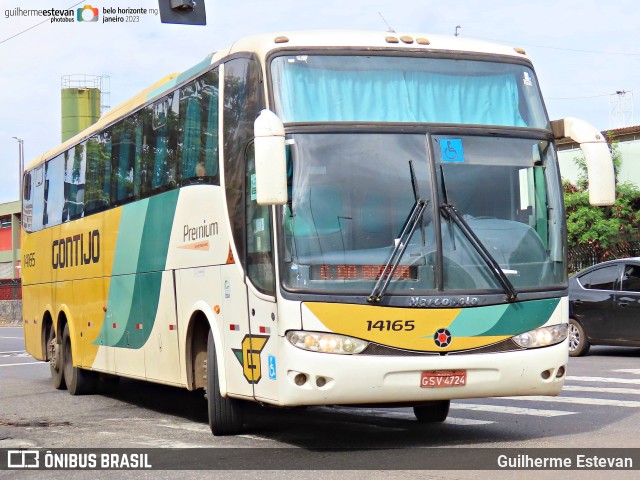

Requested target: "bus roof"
[{"left": 27, "top": 30, "right": 530, "bottom": 170}]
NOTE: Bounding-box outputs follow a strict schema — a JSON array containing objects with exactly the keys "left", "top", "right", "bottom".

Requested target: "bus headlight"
[
  {"left": 512, "top": 324, "right": 569, "bottom": 349},
  {"left": 286, "top": 331, "right": 368, "bottom": 354}
]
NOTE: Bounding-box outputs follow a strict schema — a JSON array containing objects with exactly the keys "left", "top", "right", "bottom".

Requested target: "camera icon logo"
[
  {"left": 77, "top": 5, "right": 99, "bottom": 22},
  {"left": 7, "top": 450, "right": 39, "bottom": 469}
]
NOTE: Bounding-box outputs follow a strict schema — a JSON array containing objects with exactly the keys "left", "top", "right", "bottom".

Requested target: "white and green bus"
[{"left": 22, "top": 31, "right": 615, "bottom": 435}]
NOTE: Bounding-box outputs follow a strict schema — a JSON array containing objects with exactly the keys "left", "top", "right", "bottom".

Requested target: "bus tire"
[
  {"left": 207, "top": 330, "right": 244, "bottom": 436},
  {"left": 62, "top": 324, "right": 97, "bottom": 395},
  {"left": 569, "top": 318, "right": 590, "bottom": 357},
  {"left": 48, "top": 325, "right": 66, "bottom": 390},
  {"left": 414, "top": 400, "right": 450, "bottom": 423}
]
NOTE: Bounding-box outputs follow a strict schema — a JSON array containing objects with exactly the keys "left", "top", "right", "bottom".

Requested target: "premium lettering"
[{"left": 183, "top": 221, "right": 218, "bottom": 242}]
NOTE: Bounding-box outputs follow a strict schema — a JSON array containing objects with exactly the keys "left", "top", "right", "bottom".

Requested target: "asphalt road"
[{"left": 2, "top": 326, "right": 640, "bottom": 479}]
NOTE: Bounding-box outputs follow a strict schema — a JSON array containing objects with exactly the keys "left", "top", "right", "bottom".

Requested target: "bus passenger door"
[{"left": 244, "top": 143, "right": 279, "bottom": 402}]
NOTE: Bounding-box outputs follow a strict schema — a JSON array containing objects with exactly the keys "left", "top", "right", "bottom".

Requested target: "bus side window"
[
  {"left": 202, "top": 69, "right": 219, "bottom": 180},
  {"left": 180, "top": 81, "right": 202, "bottom": 179},
  {"left": 43, "top": 155, "right": 64, "bottom": 227},
  {"left": 179, "top": 69, "right": 220, "bottom": 183},
  {"left": 150, "top": 92, "right": 179, "bottom": 191},
  {"left": 84, "top": 133, "right": 111, "bottom": 214},
  {"left": 22, "top": 171, "right": 33, "bottom": 232},
  {"left": 223, "top": 56, "right": 264, "bottom": 268},
  {"left": 31, "top": 166, "right": 45, "bottom": 231},
  {"left": 111, "top": 116, "right": 138, "bottom": 205},
  {"left": 63, "top": 143, "right": 86, "bottom": 221}
]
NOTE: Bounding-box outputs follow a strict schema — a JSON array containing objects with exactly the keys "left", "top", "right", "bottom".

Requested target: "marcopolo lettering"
[
  {"left": 409, "top": 296, "right": 479, "bottom": 308},
  {"left": 52, "top": 230, "right": 100, "bottom": 269}
]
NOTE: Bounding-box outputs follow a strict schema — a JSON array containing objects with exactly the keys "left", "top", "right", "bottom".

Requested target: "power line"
[
  {"left": 471, "top": 35, "right": 640, "bottom": 57},
  {"left": 0, "top": 2, "right": 85, "bottom": 46},
  {"left": 547, "top": 93, "right": 613, "bottom": 100}
]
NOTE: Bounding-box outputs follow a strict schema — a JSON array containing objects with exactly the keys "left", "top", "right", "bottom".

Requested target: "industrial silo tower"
[{"left": 61, "top": 75, "right": 110, "bottom": 141}]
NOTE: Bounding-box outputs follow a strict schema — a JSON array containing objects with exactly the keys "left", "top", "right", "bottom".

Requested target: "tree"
[{"left": 563, "top": 136, "right": 640, "bottom": 261}]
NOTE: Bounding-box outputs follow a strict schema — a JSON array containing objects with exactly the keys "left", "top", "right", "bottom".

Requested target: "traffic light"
[{"left": 159, "top": 0, "right": 206, "bottom": 25}]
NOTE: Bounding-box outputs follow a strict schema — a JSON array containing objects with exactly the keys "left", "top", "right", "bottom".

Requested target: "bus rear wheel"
[
  {"left": 48, "top": 325, "right": 66, "bottom": 390},
  {"left": 207, "top": 330, "right": 244, "bottom": 436},
  {"left": 414, "top": 400, "right": 450, "bottom": 423},
  {"left": 62, "top": 324, "right": 97, "bottom": 395}
]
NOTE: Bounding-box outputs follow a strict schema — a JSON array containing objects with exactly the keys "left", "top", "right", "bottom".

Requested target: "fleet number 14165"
[{"left": 366, "top": 320, "right": 415, "bottom": 331}]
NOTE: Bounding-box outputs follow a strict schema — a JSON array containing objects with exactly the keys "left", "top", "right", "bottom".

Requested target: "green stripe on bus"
[
  {"left": 448, "top": 298, "right": 560, "bottom": 337},
  {"left": 94, "top": 190, "right": 179, "bottom": 349}
]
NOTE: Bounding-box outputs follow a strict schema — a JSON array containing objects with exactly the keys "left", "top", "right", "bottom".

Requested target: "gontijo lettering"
[{"left": 52, "top": 230, "right": 100, "bottom": 269}]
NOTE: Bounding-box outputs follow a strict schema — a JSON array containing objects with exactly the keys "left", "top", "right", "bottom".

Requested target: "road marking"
[
  {"left": 613, "top": 369, "right": 640, "bottom": 375},
  {"left": 505, "top": 396, "right": 640, "bottom": 408},
  {"left": 0, "top": 361, "right": 43, "bottom": 367},
  {"left": 0, "top": 337, "right": 22, "bottom": 339},
  {"left": 567, "top": 375, "right": 640, "bottom": 385},
  {"left": 317, "top": 407, "right": 495, "bottom": 425},
  {"left": 446, "top": 417, "right": 494, "bottom": 426},
  {"left": 450, "top": 403, "right": 575, "bottom": 417},
  {"left": 0, "top": 350, "right": 26, "bottom": 354},
  {"left": 157, "top": 422, "right": 210, "bottom": 433},
  {"left": 563, "top": 385, "right": 640, "bottom": 396}
]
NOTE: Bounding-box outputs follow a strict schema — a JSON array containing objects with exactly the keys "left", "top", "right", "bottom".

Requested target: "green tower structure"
[{"left": 61, "top": 75, "right": 108, "bottom": 142}]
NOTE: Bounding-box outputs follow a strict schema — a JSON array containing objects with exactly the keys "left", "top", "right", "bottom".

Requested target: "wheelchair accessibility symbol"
[
  {"left": 440, "top": 138, "right": 464, "bottom": 163},
  {"left": 268, "top": 354, "right": 277, "bottom": 380}
]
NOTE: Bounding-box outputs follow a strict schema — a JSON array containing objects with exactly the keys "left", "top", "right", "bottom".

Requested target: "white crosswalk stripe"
[
  {"left": 504, "top": 395, "right": 640, "bottom": 408},
  {"left": 445, "top": 371, "right": 640, "bottom": 423},
  {"left": 566, "top": 375, "right": 640, "bottom": 385},
  {"left": 563, "top": 384, "right": 640, "bottom": 396},
  {"left": 316, "top": 406, "right": 496, "bottom": 425},
  {"left": 450, "top": 403, "right": 576, "bottom": 417}
]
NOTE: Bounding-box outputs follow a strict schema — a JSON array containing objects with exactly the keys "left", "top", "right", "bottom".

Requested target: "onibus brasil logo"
[{"left": 77, "top": 5, "right": 99, "bottom": 22}]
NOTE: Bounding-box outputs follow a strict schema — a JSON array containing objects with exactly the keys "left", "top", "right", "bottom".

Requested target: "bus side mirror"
[
  {"left": 254, "top": 109, "right": 288, "bottom": 205},
  {"left": 551, "top": 117, "right": 615, "bottom": 206}
]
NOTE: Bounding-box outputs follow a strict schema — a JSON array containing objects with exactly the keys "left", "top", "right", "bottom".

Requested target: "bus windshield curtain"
[{"left": 276, "top": 64, "right": 526, "bottom": 127}]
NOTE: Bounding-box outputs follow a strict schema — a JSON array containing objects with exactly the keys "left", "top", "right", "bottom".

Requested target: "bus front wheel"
[
  {"left": 414, "top": 400, "right": 450, "bottom": 423},
  {"left": 62, "top": 324, "right": 97, "bottom": 395},
  {"left": 206, "top": 330, "right": 244, "bottom": 436}
]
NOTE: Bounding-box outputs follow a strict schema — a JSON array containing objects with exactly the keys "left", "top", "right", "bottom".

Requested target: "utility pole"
[
  {"left": 455, "top": 25, "right": 461, "bottom": 37},
  {"left": 609, "top": 90, "right": 634, "bottom": 129}
]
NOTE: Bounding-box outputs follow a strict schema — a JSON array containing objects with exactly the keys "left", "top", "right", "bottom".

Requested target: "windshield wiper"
[
  {"left": 440, "top": 204, "right": 518, "bottom": 302},
  {"left": 368, "top": 199, "right": 429, "bottom": 304},
  {"left": 368, "top": 160, "right": 428, "bottom": 304}
]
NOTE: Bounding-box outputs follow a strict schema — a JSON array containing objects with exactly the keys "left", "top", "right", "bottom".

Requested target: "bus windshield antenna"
[{"left": 378, "top": 12, "right": 396, "bottom": 33}]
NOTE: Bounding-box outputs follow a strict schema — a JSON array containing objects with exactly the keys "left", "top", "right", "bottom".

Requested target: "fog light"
[
  {"left": 556, "top": 366, "right": 566, "bottom": 378},
  {"left": 316, "top": 376, "right": 327, "bottom": 387},
  {"left": 294, "top": 373, "right": 307, "bottom": 386},
  {"left": 541, "top": 369, "right": 551, "bottom": 380}
]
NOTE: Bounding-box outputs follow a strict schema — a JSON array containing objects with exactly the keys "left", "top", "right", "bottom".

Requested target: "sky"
[{"left": 0, "top": 0, "right": 639, "bottom": 203}]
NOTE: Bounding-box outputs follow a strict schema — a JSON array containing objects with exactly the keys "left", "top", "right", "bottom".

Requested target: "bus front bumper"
[{"left": 264, "top": 339, "right": 568, "bottom": 406}]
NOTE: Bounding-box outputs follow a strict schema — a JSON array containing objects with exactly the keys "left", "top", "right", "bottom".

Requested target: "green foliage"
[{"left": 563, "top": 138, "right": 640, "bottom": 256}]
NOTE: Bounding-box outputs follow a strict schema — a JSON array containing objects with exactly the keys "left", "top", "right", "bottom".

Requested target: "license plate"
[{"left": 420, "top": 370, "right": 467, "bottom": 388}]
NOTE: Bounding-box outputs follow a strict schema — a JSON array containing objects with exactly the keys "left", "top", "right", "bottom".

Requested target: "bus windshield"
[
  {"left": 280, "top": 133, "right": 566, "bottom": 295},
  {"left": 271, "top": 55, "right": 548, "bottom": 128}
]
